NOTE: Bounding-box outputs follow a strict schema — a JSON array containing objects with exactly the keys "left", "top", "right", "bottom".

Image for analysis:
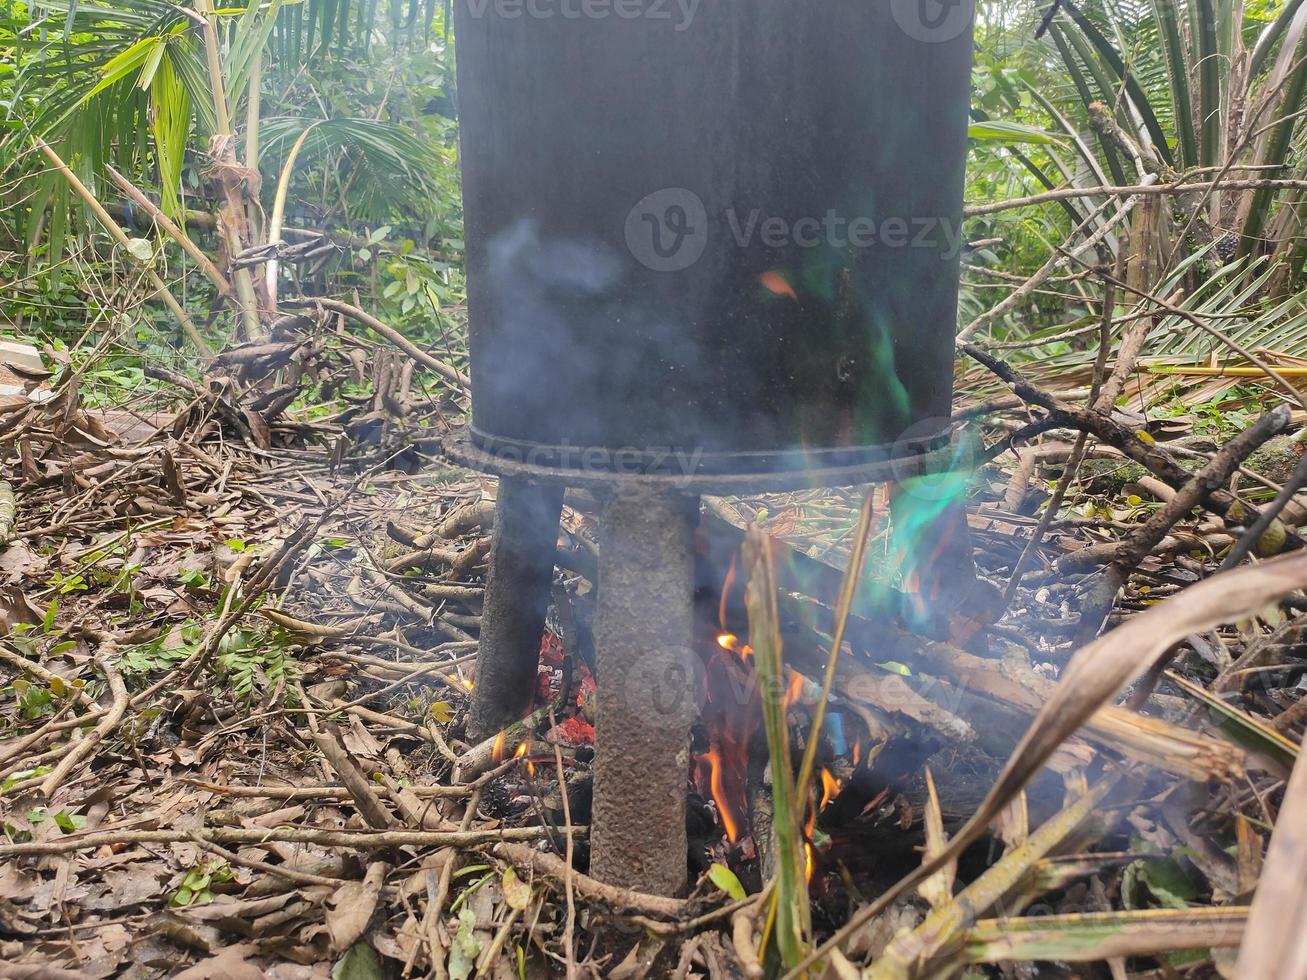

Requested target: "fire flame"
[
  {"left": 718, "top": 554, "right": 737, "bottom": 630},
  {"left": 491, "top": 730, "right": 507, "bottom": 763},
  {"left": 783, "top": 670, "right": 805, "bottom": 708},
  {"left": 716, "top": 632, "right": 754, "bottom": 661},
  {"left": 514, "top": 740, "right": 534, "bottom": 777},
  {"left": 703, "top": 748, "right": 741, "bottom": 842},
  {"left": 819, "top": 768, "right": 842, "bottom": 811},
  {"left": 803, "top": 803, "right": 817, "bottom": 884}
]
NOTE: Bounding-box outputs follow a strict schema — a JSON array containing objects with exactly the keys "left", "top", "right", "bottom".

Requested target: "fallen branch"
[
  {"left": 494, "top": 842, "right": 686, "bottom": 919},
  {"left": 961, "top": 342, "right": 1306, "bottom": 554},
  {"left": 0, "top": 824, "right": 563, "bottom": 858},
  {"left": 188, "top": 833, "right": 357, "bottom": 890},
  {"left": 964, "top": 176, "right": 1307, "bottom": 218},
  {"left": 0, "top": 645, "right": 97, "bottom": 710},
  {"left": 311, "top": 725, "right": 396, "bottom": 829},
  {"left": 1075, "top": 406, "right": 1291, "bottom": 632},
  {"left": 34, "top": 651, "right": 128, "bottom": 797},
  {"left": 287, "top": 296, "right": 470, "bottom": 389},
  {"left": 182, "top": 779, "right": 469, "bottom": 799},
  {"left": 455, "top": 704, "right": 554, "bottom": 779}
]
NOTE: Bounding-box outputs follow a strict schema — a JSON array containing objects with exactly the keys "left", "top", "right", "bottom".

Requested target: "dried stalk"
[
  {"left": 286, "top": 296, "right": 470, "bottom": 388},
  {"left": 0, "top": 824, "right": 557, "bottom": 858},
  {"left": 0, "top": 481, "right": 15, "bottom": 545},
  {"left": 105, "top": 165, "right": 233, "bottom": 297},
  {"left": 33, "top": 139, "right": 210, "bottom": 356},
  {"left": 743, "top": 531, "right": 809, "bottom": 970}
]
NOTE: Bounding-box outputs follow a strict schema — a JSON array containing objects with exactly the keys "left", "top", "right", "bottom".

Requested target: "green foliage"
[
  {"left": 215, "top": 626, "right": 298, "bottom": 699},
  {"left": 170, "top": 859, "right": 234, "bottom": 907},
  {"left": 1, "top": 0, "right": 464, "bottom": 353},
  {"left": 117, "top": 622, "right": 204, "bottom": 675}
]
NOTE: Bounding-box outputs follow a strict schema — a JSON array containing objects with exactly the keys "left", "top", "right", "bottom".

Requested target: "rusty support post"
[
  {"left": 467, "top": 477, "right": 564, "bottom": 743},
  {"left": 590, "top": 487, "right": 697, "bottom": 896}
]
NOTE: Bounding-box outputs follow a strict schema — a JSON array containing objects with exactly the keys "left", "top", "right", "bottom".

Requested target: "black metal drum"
[{"left": 453, "top": 0, "right": 975, "bottom": 478}]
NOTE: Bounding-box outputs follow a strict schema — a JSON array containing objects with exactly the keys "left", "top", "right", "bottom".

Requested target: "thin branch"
[
  {"left": 964, "top": 177, "right": 1307, "bottom": 217},
  {"left": 34, "top": 139, "right": 211, "bottom": 356},
  {"left": 0, "top": 825, "right": 560, "bottom": 858},
  {"left": 285, "top": 296, "right": 470, "bottom": 389},
  {"left": 105, "top": 165, "right": 233, "bottom": 298}
]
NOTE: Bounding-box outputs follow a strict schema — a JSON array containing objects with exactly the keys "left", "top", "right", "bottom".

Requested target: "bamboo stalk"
[
  {"left": 266, "top": 124, "right": 318, "bottom": 305},
  {"left": 790, "top": 488, "right": 876, "bottom": 825}
]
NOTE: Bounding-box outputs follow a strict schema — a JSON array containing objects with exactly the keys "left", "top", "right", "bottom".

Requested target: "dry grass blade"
[
  {"left": 788, "top": 550, "right": 1307, "bottom": 978},
  {"left": 1236, "top": 746, "right": 1307, "bottom": 978},
  {"left": 865, "top": 777, "right": 1118, "bottom": 980},
  {"left": 743, "top": 530, "right": 810, "bottom": 970},
  {"left": 916, "top": 768, "right": 954, "bottom": 912},
  {"left": 1164, "top": 669, "right": 1298, "bottom": 775},
  {"left": 965, "top": 907, "right": 1246, "bottom": 964},
  {"left": 792, "top": 489, "right": 876, "bottom": 821}
]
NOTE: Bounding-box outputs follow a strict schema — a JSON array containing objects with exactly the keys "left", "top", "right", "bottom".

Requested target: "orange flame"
[
  {"left": 716, "top": 632, "right": 754, "bottom": 661},
  {"left": 759, "top": 270, "right": 798, "bottom": 301},
  {"left": 513, "top": 740, "right": 535, "bottom": 776},
  {"left": 718, "top": 554, "right": 737, "bottom": 630},
  {"left": 803, "top": 803, "right": 817, "bottom": 884},
  {"left": 491, "top": 730, "right": 507, "bottom": 763},
  {"left": 703, "top": 748, "right": 741, "bottom": 842},
  {"left": 819, "top": 768, "right": 842, "bottom": 811},
  {"left": 783, "top": 671, "right": 806, "bottom": 708}
]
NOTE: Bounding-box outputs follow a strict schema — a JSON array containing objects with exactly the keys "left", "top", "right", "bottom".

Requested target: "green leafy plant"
[
  {"left": 215, "top": 626, "right": 297, "bottom": 699},
  {"left": 170, "top": 859, "right": 234, "bottom": 907},
  {"left": 116, "top": 621, "right": 203, "bottom": 675}
]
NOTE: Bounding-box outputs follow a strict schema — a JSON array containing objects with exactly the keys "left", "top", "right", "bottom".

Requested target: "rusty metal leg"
[
  {"left": 467, "top": 477, "right": 564, "bottom": 743},
  {"left": 590, "top": 488, "right": 697, "bottom": 896}
]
